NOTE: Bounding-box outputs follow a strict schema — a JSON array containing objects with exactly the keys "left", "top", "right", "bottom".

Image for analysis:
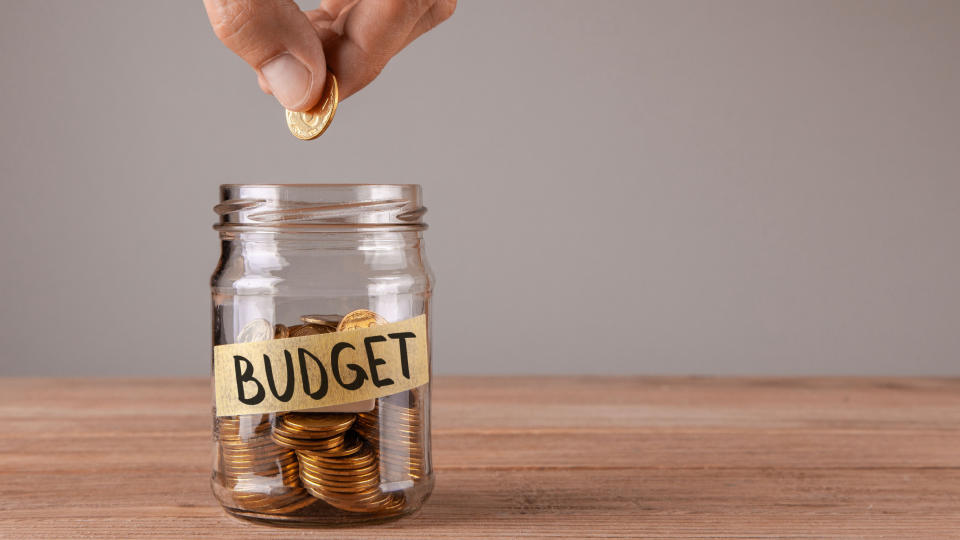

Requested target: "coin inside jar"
[
  {"left": 337, "top": 309, "right": 388, "bottom": 331},
  {"left": 217, "top": 309, "right": 427, "bottom": 519},
  {"left": 289, "top": 323, "right": 335, "bottom": 337},
  {"left": 237, "top": 319, "right": 273, "bottom": 343},
  {"left": 282, "top": 413, "right": 355, "bottom": 434},
  {"left": 300, "top": 314, "right": 341, "bottom": 327}
]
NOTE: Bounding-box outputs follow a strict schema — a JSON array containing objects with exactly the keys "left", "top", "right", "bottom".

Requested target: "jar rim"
[
  {"left": 215, "top": 183, "right": 426, "bottom": 231},
  {"left": 219, "top": 183, "right": 421, "bottom": 189}
]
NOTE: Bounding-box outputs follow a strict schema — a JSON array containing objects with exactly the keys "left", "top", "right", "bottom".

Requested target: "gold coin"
[
  {"left": 222, "top": 455, "right": 296, "bottom": 468},
  {"left": 285, "top": 324, "right": 304, "bottom": 335},
  {"left": 226, "top": 460, "right": 299, "bottom": 475},
  {"left": 300, "top": 461, "right": 380, "bottom": 478},
  {"left": 300, "top": 466, "right": 381, "bottom": 487},
  {"left": 300, "top": 314, "right": 342, "bottom": 326},
  {"left": 233, "top": 490, "right": 316, "bottom": 514},
  {"left": 221, "top": 447, "right": 291, "bottom": 460},
  {"left": 301, "top": 475, "right": 381, "bottom": 493},
  {"left": 282, "top": 413, "right": 356, "bottom": 434},
  {"left": 285, "top": 72, "right": 339, "bottom": 140},
  {"left": 299, "top": 448, "right": 377, "bottom": 469},
  {"left": 337, "top": 309, "right": 388, "bottom": 331},
  {"left": 313, "top": 488, "right": 381, "bottom": 503},
  {"left": 378, "top": 494, "right": 406, "bottom": 513},
  {"left": 290, "top": 323, "right": 334, "bottom": 337},
  {"left": 312, "top": 434, "right": 364, "bottom": 457},
  {"left": 219, "top": 433, "right": 275, "bottom": 445},
  {"left": 304, "top": 457, "right": 378, "bottom": 473},
  {"left": 307, "top": 479, "right": 381, "bottom": 495},
  {"left": 271, "top": 431, "right": 346, "bottom": 450},
  {"left": 298, "top": 452, "right": 378, "bottom": 470},
  {"left": 319, "top": 489, "right": 399, "bottom": 513},
  {"left": 272, "top": 425, "right": 347, "bottom": 443},
  {"left": 221, "top": 454, "right": 295, "bottom": 466}
]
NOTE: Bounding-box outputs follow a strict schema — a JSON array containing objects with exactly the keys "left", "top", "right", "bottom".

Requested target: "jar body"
[{"left": 210, "top": 185, "right": 434, "bottom": 526}]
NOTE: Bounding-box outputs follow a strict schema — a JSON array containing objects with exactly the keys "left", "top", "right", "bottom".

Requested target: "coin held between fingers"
[{"left": 285, "top": 72, "right": 339, "bottom": 140}]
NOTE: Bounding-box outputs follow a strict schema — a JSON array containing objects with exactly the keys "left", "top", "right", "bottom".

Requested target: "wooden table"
[{"left": 1, "top": 377, "right": 959, "bottom": 538}]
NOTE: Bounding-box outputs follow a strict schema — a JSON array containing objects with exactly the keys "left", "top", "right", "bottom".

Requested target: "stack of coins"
[
  {"left": 298, "top": 439, "right": 404, "bottom": 513},
  {"left": 271, "top": 413, "right": 354, "bottom": 451},
  {"left": 355, "top": 397, "right": 427, "bottom": 482},
  {"left": 270, "top": 410, "right": 408, "bottom": 514},
  {"left": 217, "top": 415, "right": 316, "bottom": 514},
  {"left": 220, "top": 309, "right": 427, "bottom": 517}
]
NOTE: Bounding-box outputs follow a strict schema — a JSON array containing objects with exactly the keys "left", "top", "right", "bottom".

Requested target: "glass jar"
[{"left": 210, "top": 184, "right": 434, "bottom": 526}]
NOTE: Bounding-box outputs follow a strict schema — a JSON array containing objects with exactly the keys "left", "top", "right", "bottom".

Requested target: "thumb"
[{"left": 204, "top": 0, "right": 327, "bottom": 111}]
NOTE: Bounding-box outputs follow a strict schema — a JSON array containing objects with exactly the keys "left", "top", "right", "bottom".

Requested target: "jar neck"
[
  {"left": 214, "top": 184, "right": 426, "bottom": 233},
  {"left": 212, "top": 229, "right": 431, "bottom": 296}
]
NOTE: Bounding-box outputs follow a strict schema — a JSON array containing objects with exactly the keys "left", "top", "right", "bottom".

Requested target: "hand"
[{"left": 203, "top": 0, "right": 455, "bottom": 111}]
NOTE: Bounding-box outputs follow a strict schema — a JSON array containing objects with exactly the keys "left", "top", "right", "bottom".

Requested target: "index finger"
[{"left": 321, "top": 0, "right": 434, "bottom": 99}]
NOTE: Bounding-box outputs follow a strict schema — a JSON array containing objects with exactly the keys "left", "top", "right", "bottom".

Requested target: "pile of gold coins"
[
  {"left": 218, "top": 415, "right": 316, "bottom": 514},
  {"left": 216, "top": 309, "right": 426, "bottom": 517}
]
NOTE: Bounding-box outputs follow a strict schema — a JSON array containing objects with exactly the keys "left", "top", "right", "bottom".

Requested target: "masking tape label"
[{"left": 214, "top": 315, "right": 428, "bottom": 417}]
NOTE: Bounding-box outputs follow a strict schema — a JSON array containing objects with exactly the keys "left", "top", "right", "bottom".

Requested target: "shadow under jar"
[{"left": 210, "top": 184, "right": 435, "bottom": 526}]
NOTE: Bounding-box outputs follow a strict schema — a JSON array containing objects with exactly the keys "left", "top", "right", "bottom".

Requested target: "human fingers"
[
  {"left": 203, "top": 0, "right": 328, "bottom": 111},
  {"left": 322, "top": 0, "right": 440, "bottom": 99}
]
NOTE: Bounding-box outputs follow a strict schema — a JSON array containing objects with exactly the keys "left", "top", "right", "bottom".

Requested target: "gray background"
[{"left": 1, "top": 1, "right": 958, "bottom": 376}]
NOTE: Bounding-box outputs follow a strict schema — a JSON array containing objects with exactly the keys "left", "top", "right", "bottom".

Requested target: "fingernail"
[{"left": 261, "top": 53, "right": 312, "bottom": 110}]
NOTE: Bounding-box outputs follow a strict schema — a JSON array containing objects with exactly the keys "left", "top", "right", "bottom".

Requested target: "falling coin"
[{"left": 285, "top": 72, "right": 339, "bottom": 140}]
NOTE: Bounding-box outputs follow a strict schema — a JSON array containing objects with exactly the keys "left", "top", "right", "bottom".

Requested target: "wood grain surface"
[{"left": 1, "top": 376, "right": 959, "bottom": 539}]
